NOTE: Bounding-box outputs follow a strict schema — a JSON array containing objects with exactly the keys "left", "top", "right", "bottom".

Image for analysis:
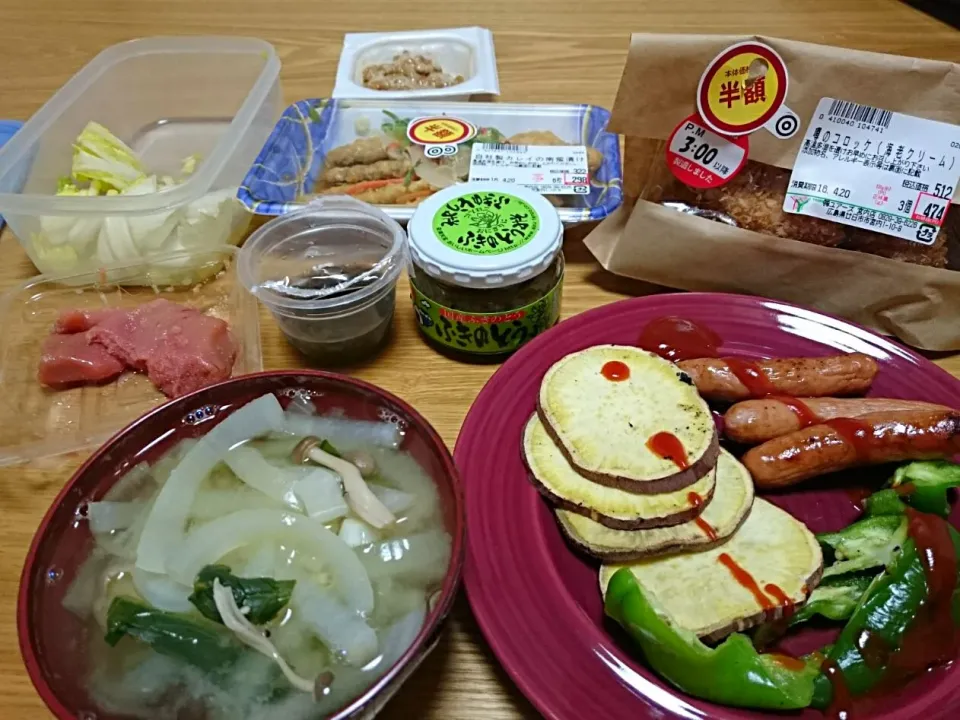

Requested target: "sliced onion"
[
  {"left": 88, "top": 501, "right": 145, "bottom": 534},
  {"left": 102, "top": 461, "right": 154, "bottom": 502},
  {"left": 375, "top": 603, "right": 426, "bottom": 671},
  {"left": 282, "top": 411, "right": 402, "bottom": 449},
  {"left": 291, "top": 580, "right": 378, "bottom": 667},
  {"left": 136, "top": 394, "right": 286, "bottom": 575},
  {"left": 189, "top": 488, "right": 289, "bottom": 521},
  {"left": 132, "top": 567, "right": 194, "bottom": 613},
  {"left": 241, "top": 544, "right": 277, "bottom": 578},
  {"left": 357, "top": 529, "right": 451, "bottom": 586},
  {"left": 62, "top": 549, "right": 111, "bottom": 620},
  {"left": 223, "top": 444, "right": 301, "bottom": 510},
  {"left": 169, "top": 509, "right": 373, "bottom": 614}
]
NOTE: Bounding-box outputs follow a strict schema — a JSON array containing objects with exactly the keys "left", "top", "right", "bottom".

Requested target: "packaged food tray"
[{"left": 239, "top": 99, "right": 622, "bottom": 224}]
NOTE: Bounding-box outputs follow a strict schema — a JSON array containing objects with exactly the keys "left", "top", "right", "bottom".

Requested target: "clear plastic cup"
[{"left": 238, "top": 197, "right": 406, "bottom": 364}]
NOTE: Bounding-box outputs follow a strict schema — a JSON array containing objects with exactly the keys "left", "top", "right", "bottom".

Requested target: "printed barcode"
[
  {"left": 482, "top": 144, "right": 530, "bottom": 153},
  {"left": 827, "top": 99, "right": 893, "bottom": 129}
]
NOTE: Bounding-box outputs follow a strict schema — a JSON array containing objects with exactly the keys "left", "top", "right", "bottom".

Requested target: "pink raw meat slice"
[
  {"left": 38, "top": 333, "right": 125, "bottom": 387},
  {"left": 54, "top": 308, "right": 127, "bottom": 334},
  {"left": 87, "top": 299, "right": 238, "bottom": 397}
]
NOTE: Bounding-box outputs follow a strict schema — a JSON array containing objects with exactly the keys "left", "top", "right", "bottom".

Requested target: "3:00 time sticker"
[{"left": 665, "top": 113, "right": 749, "bottom": 189}]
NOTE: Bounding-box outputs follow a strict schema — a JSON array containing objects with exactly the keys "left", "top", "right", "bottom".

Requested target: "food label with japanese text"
[
  {"left": 468, "top": 144, "right": 590, "bottom": 195},
  {"left": 666, "top": 113, "right": 749, "bottom": 189},
  {"left": 410, "top": 278, "right": 562, "bottom": 355},
  {"left": 784, "top": 98, "right": 960, "bottom": 245},
  {"left": 697, "top": 41, "right": 795, "bottom": 138},
  {"left": 432, "top": 190, "right": 540, "bottom": 255}
]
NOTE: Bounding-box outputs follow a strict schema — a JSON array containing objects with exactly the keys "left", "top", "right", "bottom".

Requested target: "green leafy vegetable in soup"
[
  {"left": 65, "top": 393, "right": 452, "bottom": 720},
  {"left": 189, "top": 565, "right": 295, "bottom": 626}
]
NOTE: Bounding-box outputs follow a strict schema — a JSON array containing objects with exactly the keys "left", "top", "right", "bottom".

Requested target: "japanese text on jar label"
[
  {"left": 410, "top": 278, "right": 561, "bottom": 355},
  {"left": 432, "top": 191, "right": 540, "bottom": 255}
]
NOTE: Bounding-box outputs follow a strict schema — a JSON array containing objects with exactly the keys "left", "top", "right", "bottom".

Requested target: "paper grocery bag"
[{"left": 585, "top": 34, "right": 960, "bottom": 351}]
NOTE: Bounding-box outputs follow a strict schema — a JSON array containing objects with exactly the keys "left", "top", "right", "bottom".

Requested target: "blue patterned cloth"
[
  {"left": 238, "top": 100, "right": 622, "bottom": 224},
  {"left": 0, "top": 120, "right": 23, "bottom": 229}
]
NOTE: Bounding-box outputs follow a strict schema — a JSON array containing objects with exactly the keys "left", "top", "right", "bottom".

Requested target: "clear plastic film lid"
[{"left": 237, "top": 197, "right": 407, "bottom": 312}]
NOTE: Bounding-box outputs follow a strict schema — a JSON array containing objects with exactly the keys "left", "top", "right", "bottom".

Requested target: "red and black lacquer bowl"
[{"left": 18, "top": 371, "right": 463, "bottom": 720}]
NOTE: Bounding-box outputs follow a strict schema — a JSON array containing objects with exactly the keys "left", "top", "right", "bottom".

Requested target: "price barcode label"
[
  {"left": 785, "top": 97, "right": 960, "bottom": 245},
  {"left": 481, "top": 144, "right": 529, "bottom": 153},
  {"left": 826, "top": 100, "right": 893, "bottom": 129},
  {"left": 469, "top": 144, "right": 591, "bottom": 195}
]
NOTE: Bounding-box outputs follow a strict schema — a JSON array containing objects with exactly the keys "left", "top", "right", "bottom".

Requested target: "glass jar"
[{"left": 406, "top": 182, "right": 564, "bottom": 361}]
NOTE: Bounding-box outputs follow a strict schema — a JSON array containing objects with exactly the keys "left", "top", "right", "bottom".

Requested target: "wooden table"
[{"left": 0, "top": 2, "right": 957, "bottom": 717}]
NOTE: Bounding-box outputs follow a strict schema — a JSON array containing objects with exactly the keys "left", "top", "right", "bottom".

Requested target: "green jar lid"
[{"left": 407, "top": 181, "right": 563, "bottom": 289}]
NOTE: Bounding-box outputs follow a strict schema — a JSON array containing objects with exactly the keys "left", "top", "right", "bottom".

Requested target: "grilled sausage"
[
  {"left": 742, "top": 410, "right": 960, "bottom": 488},
  {"left": 724, "top": 397, "right": 951, "bottom": 445},
  {"left": 677, "top": 354, "right": 878, "bottom": 403}
]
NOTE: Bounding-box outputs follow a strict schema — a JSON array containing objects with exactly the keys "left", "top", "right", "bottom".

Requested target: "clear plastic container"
[
  {"left": 0, "top": 37, "right": 282, "bottom": 276},
  {"left": 238, "top": 197, "right": 406, "bottom": 365},
  {"left": 0, "top": 246, "right": 262, "bottom": 466},
  {"left": 333, "top": 27, "right": 499, "bottom": 101},
  {"left": 240, "top": 99, "right": 622, "bottom": 225}
]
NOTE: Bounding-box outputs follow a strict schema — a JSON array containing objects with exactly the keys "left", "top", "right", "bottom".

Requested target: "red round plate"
[{"left": 458, "top": 293, "right": 960, "bottom": 720}]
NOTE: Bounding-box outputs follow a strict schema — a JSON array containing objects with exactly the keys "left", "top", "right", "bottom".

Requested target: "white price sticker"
[
  {"left": 784, "top": 98, "right": 960, "bottom": 245},
  {"left": 468, "top": 144, "right": 590, "bottom": 195}
]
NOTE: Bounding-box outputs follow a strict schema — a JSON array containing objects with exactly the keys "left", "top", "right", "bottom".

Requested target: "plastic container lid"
[
  {"left": 0, "top": 120, "right": 21, "bottom": 146},
  {"left": 407, "top": 181, "right": 563, "bottom": 289},
  {"left": 237, "top": 196, "right": 406, "bottom": 317},
  {"left": 0, "top": 121, "right": 21, "bottom": 226}
]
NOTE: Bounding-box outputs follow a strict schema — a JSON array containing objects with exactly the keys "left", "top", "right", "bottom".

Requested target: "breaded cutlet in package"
[{"left": 585, "top": 34, "right": 960, "bottom": 350}]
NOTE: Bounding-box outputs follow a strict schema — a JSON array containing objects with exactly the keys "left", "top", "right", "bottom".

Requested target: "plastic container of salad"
[
  {"left": 0, "top": 37, "right": 282, "bottom": 276},
  {"left": 239, "top": 99, "right": 622, "bottom": 225},
  {"left": 0, "top": 245, "right": 262, "bottom": 467}
]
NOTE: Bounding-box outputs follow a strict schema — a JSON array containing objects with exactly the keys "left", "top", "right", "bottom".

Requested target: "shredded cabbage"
[
  {"left": 38, "top": 120, "right": 242, "bottom": 270},
  {"left": 71, "top": 121, "right": 146, "bottom": 191}
]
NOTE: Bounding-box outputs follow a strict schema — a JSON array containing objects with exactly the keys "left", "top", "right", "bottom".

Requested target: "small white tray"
[{"left": 332, "top": 27, "right": 499, "bottom": 102}]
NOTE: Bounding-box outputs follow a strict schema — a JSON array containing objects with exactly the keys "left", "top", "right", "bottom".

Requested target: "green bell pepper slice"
[
  {"left": 811, "top": 521, "right": 960, "bottom": 708},
  {"left": 604, "top": 568, "right": 820, "bottom": 710}
]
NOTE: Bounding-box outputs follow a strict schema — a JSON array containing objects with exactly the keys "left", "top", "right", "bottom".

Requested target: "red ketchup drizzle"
[
  {"left": 823, "top": 417, "right": 876, "bottom": 459},
  {"left": 717, "top": 553, "right": 775, "bottom": 610},
  {"left": 822, "top": 509, "right": 960, "bottom": 719},
  {"left": 763, "top": 583, "right": 796, "bottom": 618},
  {"left": 637, "top": 316, "right": 722, "bottom": 361},
  {"left": 601, "top": 361, "right": 630, "bottom": 381},
  {"left": 882, "top": 509, "right": 960, "bottom": 681},
  {"left": 687, "top": 492, "right": 718, "bottom": 541},
  {"left": 773, "top": 396, "right": 819, "bottom": 429},
  {"left": 723, "top": 356, "right": 777, "bottom": 396},
  {"left": 823, "top": 659, "right": 853, "bottom": 720},
  {"left": 646, "top": 432, "right": 689, "bottom": 470}
]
